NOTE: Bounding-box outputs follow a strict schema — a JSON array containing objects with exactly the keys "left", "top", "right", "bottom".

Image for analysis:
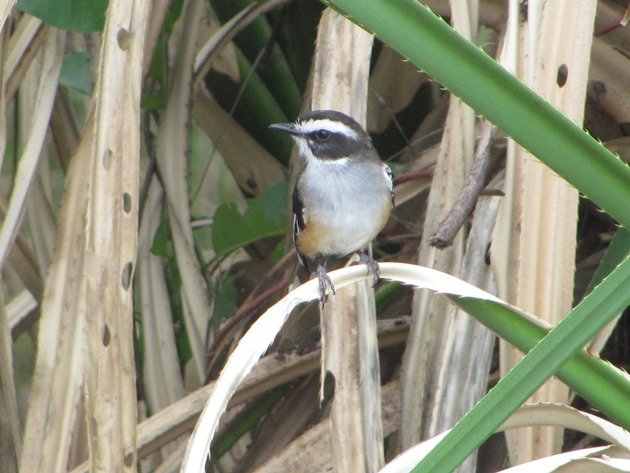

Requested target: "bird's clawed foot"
[
  {"left": 316, "top": 264, "right": 335, "bottom": 308},
  {"left": 357, "top": 252, "right": 381, "bottom": 286},
  {"left": 314, "top": 255, "right": 379, "bottom": 308}
]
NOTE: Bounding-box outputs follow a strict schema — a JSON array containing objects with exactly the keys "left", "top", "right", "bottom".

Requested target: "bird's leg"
[
  {"left": 316, "top": 263, "right": 335, "bottom": 308},
  {"left": 358, "top": 251, "right": 380, "bottom": 286}
]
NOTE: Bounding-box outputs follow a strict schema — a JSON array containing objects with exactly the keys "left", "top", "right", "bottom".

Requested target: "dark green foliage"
[
  {"left": 59, "top": 52, "right": 93, "bottom": 96},
  {"left": 18, "top": 0, "right": 108, "bottom": 32},
  {"left": 212, "top": 181, "right": 288, "bottom": 257}
]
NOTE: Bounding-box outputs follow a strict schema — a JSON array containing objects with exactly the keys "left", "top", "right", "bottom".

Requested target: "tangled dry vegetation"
[{"left": 0, "top": 0, "right": 629, "bottom": 472}]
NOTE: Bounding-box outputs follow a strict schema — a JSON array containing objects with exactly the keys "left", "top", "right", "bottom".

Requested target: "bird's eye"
[{"left": 315, "top": 129, "right": 330, "bottom": 141}]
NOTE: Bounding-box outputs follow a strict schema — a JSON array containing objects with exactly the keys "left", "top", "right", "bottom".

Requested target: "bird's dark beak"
[{"left": 269, "top": 122, "right": 300, "bottom": 136}]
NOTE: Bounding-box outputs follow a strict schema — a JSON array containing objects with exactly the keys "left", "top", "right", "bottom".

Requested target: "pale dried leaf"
[
  {"left": 159, "top": 318, "right": 408, "bottom": 464},
  {"left": 196, "top": 13, "right": 239, "bottom": 82},
  {"left": 511, "top": 404, "right": 630, "bottom": 450},
  {"left": 25, "top": 177, "right": 56, "bottom": 276},
  {"left": 596, "top": 3, "right": 630, "bottom": 55},
  {"left": 429, "top": 170, "right": 501, "bottom": 434},
  {"left": 255, "top": 381, "right": 402, "bottom": 473},
  {"left": 5, "top": 15, "right": 45, "bottom": 101},
  {"left": 20, "top": 119, "right": 92, "bottom": 473},
  {"left": 0, "top": 26, "right": 7, "bottom": 173},
  {"left": 400, "top": 0, "right": 476, "bottom": 448},
  {"left": 155, "top": 0, "right": 211, "bottom": 385},
  {"left": 65, "top": 318, "right": 409, "bottom": 470},
  {"left": 181, "top": 262, "right": 504, "bottom": 472},
  {"left": 19, "top": 41, "right": 57, "bottom": 277},
  {"left": 380, "top": 404, "right": 630, "bottom": 473},
  {"left": 500, "top": 447, "right": 629, "bottom": 473},
  {"left": 423, "top": 0, "right": 506, "bottom": 30},
  {"left": 493, "top": 1, "right": 596, "bottom": 462},
  {"left": 367, "top": 47, "right": 430, "bottom": 133},
  {"left": 83, "top": 0, "right": 149, "bottom": 470},
  {"left": 5, "top": 290, "right": 37, "bottom": 331},
  {"left": 1, "top": 222, "right": 42, "bottom": 304},
  {"left": 0, "top": 28, "right": 63, "bottom": 269},
  {"left": 393, "top": 143, "right": 437, "bottom": 206},
  {"left": 310, "top": 8, "right": 382, "bottom": 472},
  {"left": 239, "top": 376, "right": 321, "bottom": 469},
  {"left": 138, "top": 176, "right": 185, "bottom": 413},
  {"left": 193, "top": 0, "right": 292, "bottom": 80},
  {"left": 0, "top": 1, "right": 15, "bottom": 33},
  {"left": 192, "top": 91, "right": 284, "bottom": 195},
  {"left": 589, "top": 39, "right": 630, "bottom": 124},
  {"left": 0, "top": 285, "right": 21, "bottom": 461}
]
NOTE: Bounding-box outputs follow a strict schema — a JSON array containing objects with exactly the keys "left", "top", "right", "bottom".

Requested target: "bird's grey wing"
[
  {"left": 292, "top": 185, "right": 309, "bottom": 271},
  {"left": 384, "top": 164, "right": 395, "bottom": 207}
]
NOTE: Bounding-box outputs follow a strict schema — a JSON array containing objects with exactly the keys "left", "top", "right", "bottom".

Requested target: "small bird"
[{"left": 270, "top": 110, "right": 394, "bottom": 305}]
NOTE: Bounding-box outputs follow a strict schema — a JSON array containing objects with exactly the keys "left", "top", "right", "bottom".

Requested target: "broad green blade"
[
  {"left": 325, "top": 0, "right": 630, "bottom": 228},
  {"left": 414, "top": 254, "right": 630, "bottom": 472}
]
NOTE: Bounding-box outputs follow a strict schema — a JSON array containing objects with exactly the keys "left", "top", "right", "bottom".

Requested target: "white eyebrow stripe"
[{"left": 296, "top": 119, "right": 358, "bottom": 139}]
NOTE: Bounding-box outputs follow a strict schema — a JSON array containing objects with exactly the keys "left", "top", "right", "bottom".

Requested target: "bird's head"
[{"left": 270, "top": 110, "right": 375, "bottom": 163}]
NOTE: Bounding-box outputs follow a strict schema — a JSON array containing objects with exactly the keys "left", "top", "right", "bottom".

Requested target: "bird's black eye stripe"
[
  {"left": 313, "top": 129, "right": 331, "bottom": 141},
  {"left": 303, "top": 124, "right": 369, "bottom": 160}
]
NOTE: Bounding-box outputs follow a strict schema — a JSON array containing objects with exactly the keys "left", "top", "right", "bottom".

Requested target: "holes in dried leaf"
[
  {"left": 103, "top": 149, "right": 113, "bottom": 170},
  {"left": 556, "top": 64, "right": 568, "bottom": 87},
  {"left": 322, "top": 370, "right": 336, "bottom": 403},
  {"left": 121, "top": 262, "right": 133, "bottom": 291},
  {"left": 592, "top": 80, "right": 606, "bottom": 95},
  {"left": 117, "top": 28, "right": 131, "bottom": 51},
  {"left": 123, "top": 192, "right": 132, "bottom": 214},
  {"left": 102, "top": 324, "right": 111, "bottom": 346}
]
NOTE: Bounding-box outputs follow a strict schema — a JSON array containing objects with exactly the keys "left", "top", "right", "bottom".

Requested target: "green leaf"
[
  {"left": 452, "top": 297, "right": 630, "bottom": 432},
  {"left": 151, "top": 218, "right": 172, "bottom": 258},
  {"left": 210, "top": 387, "right": 286, "bottom": 461},
  {"left": 268, "top": 240, "right": 287, "bottom": 264},
  {"left": 325, "top": 0, "right": 630, "bottom": 228},
  {"left": 585, "top": 226, "right": 630, "bottom": 295},
  {"left": 141, "top": 0, "right": 185, "bottom": 110},
  {"left": 206, "top": 50, "right": 293, "bottom": 164},
  {"left": 415, "top": 254, "right": 630, "bottom": 472},
  {"left": 18, "top": 0, "right": 108, "bottom": 32},
  {"left": 212, "top": 181, "right": 288, "bottom": 257},
  {"left": 211, "top": 0, "right": 302, "bottom": 118},
  {"left": 213, "top": 274, "right": 238, "bottom": 327},
  {"left": 59, "top": 52, "right": 93, "bottom": 96},
  {"left": 164, "top": 0, "right": 184, "bottom": 32},
  {"left": 141, "top": 33, "right": 168, "bottom": 111}
]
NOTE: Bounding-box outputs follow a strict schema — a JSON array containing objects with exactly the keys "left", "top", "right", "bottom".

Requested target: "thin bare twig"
[
  {"left": 429, "top": 126, "right": 498, "bottom": 249},
  {"left": 205, "top": 268, "right": 294, "bottom": 380},
  {"left": 393, "top": 166, "right": 434, "bottom": 185}
]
